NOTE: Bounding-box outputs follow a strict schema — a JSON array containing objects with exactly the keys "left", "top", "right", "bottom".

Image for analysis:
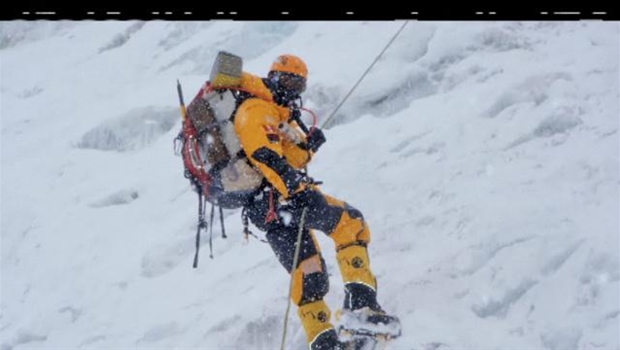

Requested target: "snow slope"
[{"left": 1, "top": 21, "right": 618, "bottom": 349}]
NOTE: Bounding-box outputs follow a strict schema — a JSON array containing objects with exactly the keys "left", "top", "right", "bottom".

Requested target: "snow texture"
[{"left": 1, "top": 21, "right": 618, "bottom": 350}]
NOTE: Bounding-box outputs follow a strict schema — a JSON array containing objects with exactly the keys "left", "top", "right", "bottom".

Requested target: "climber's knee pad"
[
  {"left": 324, "top": 195, "right": 371, "bottom": 248},
  {"left": 336, "top": 244, "right": 377, "bottom": 291},
  {"left": 291, "top": 255, "right": 330, "bottom": 306}
]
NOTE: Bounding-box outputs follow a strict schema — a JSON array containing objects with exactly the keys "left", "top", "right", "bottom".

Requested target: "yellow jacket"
[{"left": 234, "top": 73, "right": 313, "bottom": 198}]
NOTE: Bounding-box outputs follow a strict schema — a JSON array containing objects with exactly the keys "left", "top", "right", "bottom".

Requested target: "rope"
[
  {"left": 208, "top": 203, "right": 215, "bottom": 259},
  {"left": 280, "top": 207, "right": 309, "bottom": 350},
  {"left": 322, "top": 20, "right": 409, "bottom": 129}
]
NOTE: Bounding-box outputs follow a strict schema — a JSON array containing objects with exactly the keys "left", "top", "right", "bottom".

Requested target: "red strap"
[
  {"left": 181, "top": 118, "right": 212, "bottom": 196},
  {"left": 264, "top": 189, "right": 278, "bottom": 223}
]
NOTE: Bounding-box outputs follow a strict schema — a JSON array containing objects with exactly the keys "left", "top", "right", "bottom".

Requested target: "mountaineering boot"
[
  {"left": 299, "top": 300, "right": 347, "bottom": 350},
  {"left": 336, "top": 244, "right": 378, "bottom": 303},
  {"left": 338, "top": 283, "right": 402, "bottom": 339},
  {"left": 335, "top": 244, "right": 401, "bottom": 339},
  {"left": 310, "top": 328, "right": 352, "bottom": 350},
  {"left": 311, "top": 330, "right": 375, "bottom": 350}
]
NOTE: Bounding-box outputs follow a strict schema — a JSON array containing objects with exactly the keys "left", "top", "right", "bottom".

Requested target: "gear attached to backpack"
[
  {"left": 174, "top": 51, "right": 265, "bottom": 267},
  {"left": 177, "top": 51, "right": 264, "bottom": 209}
]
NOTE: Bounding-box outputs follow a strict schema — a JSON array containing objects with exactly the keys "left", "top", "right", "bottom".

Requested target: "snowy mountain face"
[{"left": 1, "top": 21, "right": 618, "bottom": 350}]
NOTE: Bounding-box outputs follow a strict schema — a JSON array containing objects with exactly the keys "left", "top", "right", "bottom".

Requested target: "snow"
[{"left": 1, "top": 21, "right": 618, "bottom": 349}]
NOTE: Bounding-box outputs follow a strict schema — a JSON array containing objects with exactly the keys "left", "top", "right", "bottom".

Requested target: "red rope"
[{"left": 301, "top": 107, "right": 318, "bottom": 136}]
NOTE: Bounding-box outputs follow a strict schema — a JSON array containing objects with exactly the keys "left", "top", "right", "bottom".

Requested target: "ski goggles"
[{"left": 277, "top": 72, "right": 307, "bottom": 95}]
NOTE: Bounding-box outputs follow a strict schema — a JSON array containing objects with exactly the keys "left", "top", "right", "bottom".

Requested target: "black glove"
[{"left": 306, "top": 127, "right": 326, "bottom": 153}]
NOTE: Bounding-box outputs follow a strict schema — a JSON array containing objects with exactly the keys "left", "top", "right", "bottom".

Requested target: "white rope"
[
  {"left": 280, "top": 207, "right": 309, "bottom": 350},
  {"left": 322, "top": 20, "right": 409, "bottom": 129}
]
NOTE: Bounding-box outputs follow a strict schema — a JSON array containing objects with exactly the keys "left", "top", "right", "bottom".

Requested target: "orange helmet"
[{"left": 270, "top": 54, "right": 308, "bottom": 79}]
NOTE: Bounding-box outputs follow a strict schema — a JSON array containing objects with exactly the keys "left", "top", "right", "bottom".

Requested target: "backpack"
[
  {"left": 175, "top": 52, "right": 269, "bottom": 267},
  {"left": 177, "top": 51, "right": 264, "bottom": 210}
]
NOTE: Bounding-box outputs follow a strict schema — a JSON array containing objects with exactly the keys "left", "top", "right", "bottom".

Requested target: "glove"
[{"left": 306, "top": 127, "right": 326, "bottom": 153}]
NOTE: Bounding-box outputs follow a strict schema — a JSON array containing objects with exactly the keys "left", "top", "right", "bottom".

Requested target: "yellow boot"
[
  {"left": 336, "top": 245, "right": 402, "bottom": 339},
  {"left": 336, "top": 245, "right": 380, "bottom": 310},
  {"left": 298, "top": 300, "right": 343, "bottom": 350}
]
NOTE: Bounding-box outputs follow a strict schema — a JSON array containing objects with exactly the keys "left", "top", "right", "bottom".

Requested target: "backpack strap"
[{"left": 192, "top": 191, "right": 208, "bottom": 268}]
